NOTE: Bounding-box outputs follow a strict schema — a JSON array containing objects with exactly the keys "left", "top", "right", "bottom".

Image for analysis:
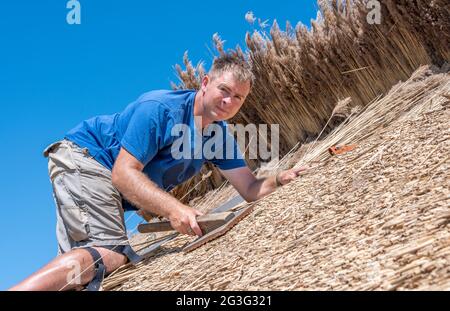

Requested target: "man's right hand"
[{"left": 168, "top": 206, "right": 204, "bottom": 237}]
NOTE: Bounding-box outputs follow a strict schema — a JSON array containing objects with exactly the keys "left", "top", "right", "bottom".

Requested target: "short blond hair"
[{"left": 209, "top": 52, "right": 254, "bottom": 88}]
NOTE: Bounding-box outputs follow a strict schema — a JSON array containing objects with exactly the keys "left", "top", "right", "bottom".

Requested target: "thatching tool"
[
  {"left": 137, "top": 212, "right": 235, "bottom": 234},
  {"left": 328, "top": 144, "right": 357, "bottom": 156},
  {"left": 183, "top": 204, "right": 254, "bottom": 253},
  {"left": 137, "top": 207, "right": 254, "bottom": 253},
  {"left": 135, "top": 195, "right": 251, "bottom": 257}
]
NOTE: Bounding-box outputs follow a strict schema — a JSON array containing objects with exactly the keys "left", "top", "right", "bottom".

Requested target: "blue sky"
[{"left": 0, "top": 0, "right": 318, "bottom": 290}]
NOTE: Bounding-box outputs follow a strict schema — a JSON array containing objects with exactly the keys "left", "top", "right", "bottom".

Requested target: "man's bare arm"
[
  {"left": 220, "top": 166, "right": 309, "bottom": 202},
  {"left": 111, "top": 148, "right": 203, "bottom": 236},
  {"left": 219, "top": 166, "right": 275, "bottom": 202}
]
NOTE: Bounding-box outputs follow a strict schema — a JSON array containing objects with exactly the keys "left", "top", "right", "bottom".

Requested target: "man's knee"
[
  {"left": 60, "top": 247, "right": 127, "bottom": 288},
  {"left": 63, "top": 247, "right": 127, "bottom": 290},
  {"left": 90, "top": 247, "right": 127, "bottom": 273}
]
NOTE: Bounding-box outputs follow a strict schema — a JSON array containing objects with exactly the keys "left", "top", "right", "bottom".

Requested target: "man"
[{"left": 10, "top": 53, "right": 307, "bottom": 291}]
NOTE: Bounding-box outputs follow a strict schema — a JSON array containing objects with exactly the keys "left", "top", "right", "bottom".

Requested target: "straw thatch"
[
  {"left": 103, "top": 65, "right": 449, "bottom": 291},
  {"left": 170, "top": 0, "right": 450, "bottom": 203}
]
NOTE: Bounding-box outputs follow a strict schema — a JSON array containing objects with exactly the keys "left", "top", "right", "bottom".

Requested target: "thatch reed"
[
  {"left": 170, "top": 0, "right": 449, "bottom": 203},
  {"left": 103, "top": 66, "right": 450, "bottom": 290}
]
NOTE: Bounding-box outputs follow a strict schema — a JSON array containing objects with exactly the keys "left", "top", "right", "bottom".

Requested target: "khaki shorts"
[{"left": 44, "top": 139, "right": 129, "bottom": 254}]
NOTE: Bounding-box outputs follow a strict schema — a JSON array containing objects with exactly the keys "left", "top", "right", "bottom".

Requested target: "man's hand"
[
  {"left": 168, "top": 206, "right": 204, "bottom": 237},
  {"left": 219, "top": 165, "right": 311, "bottom": 203},
  {"left": 276, "top": 166, "right": 310, "bottom": 186}
]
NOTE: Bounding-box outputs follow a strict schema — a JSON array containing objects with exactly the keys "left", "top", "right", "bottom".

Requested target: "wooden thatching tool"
[
  {"left": 183, "top": 204, "right": 254, "bottom": 253},
  {"left": 138, "top": 212, "right": 235, "bottom": 234},
  {"left": 328, "top": 144, "right": 357, "bottom": 156},
  {"left": 135, "top": 195, "right": 248, "bottom": 258}
]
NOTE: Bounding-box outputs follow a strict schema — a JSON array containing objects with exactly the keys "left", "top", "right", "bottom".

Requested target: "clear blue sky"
[{"left": 0, "top": 0, "right": 318, "bottom": 290}]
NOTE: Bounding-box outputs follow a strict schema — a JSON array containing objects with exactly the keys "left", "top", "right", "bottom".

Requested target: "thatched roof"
[
  {"left": 100, "top": 0, "right": 450, "bottom": 291},
  {"left": 103, "top": 66, "right": 449, "bottom": 291}
]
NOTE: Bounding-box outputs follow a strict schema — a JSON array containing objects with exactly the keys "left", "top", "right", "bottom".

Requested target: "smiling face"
[{"left": 200, "top": 71, "right": 251, "bottom": 122}]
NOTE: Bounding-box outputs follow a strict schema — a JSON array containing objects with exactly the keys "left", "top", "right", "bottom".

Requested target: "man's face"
[{"left": 201, "top": 71, "right": 251, "bottom": 122}]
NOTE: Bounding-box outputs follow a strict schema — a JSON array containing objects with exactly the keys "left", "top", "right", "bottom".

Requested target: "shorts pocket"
[
  {"left": 53, "top": 173, "right": 90, "bottom": 242},
  {"left": 47, "top": 143, "right": 80, "bottom": 182},
  {"left": 43, "top": 141, "right": 62, "bottom": 158}
]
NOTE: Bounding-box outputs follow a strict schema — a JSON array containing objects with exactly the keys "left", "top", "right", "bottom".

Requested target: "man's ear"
[{"left": 201, "top": 75, "right": 210, "bottom": 92}]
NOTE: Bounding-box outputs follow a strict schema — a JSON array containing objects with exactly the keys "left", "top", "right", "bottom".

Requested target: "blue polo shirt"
[{"left": 65, "top": 89, "right": 246, "bottom": 210}]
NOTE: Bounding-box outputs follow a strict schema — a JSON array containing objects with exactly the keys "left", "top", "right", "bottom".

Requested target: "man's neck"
[{"left": 193, "top": 91, "right": 213, "bottom": 129}]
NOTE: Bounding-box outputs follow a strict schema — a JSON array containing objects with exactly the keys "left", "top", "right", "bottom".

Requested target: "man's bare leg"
[{"left": 9, "top": 247, "right": 127, "bottom": 291}]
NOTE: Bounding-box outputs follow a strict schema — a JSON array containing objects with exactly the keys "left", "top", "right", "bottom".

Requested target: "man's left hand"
[{"left": 276, "top": 166, "right": 310, "bottom": 186}]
